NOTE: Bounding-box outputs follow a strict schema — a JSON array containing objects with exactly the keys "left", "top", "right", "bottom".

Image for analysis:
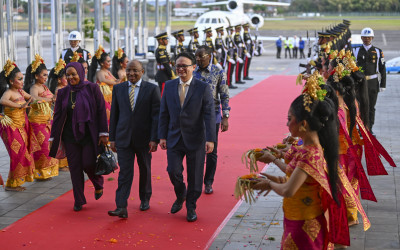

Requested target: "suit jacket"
[
  {"left": 49, "top": 82, "right": 108, "bottom": 157},
  {"left": 158, "top": 77, "right": 216, "bottom": 151},
  {"left": 109, "top": 80, "right": 161, "bottom": 148}
]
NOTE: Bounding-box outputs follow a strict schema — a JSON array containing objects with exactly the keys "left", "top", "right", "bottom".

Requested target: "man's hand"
[
  {"left": 149, "top": 141, "right": 158, "bottom": 153},
  {"left": 49, "top": 140, "right": 53, "bottom": 150},
  {"left": 110, "top": 141, "right": 116, "bottom": 152},
  {"left": 98, "top": 136, "right": 108, "bottom": 146},
  {"left": 206, "top": 141, "right": 214, "bottom": 154},
  {"left": 221, "top": 117, "right": 229, "bottom": 132},
  {"left": 380, "top": 87, "right": 386, "bottom": 92},
  {"left": 160, "top": 139, "right": 167, "bottom": 150}
]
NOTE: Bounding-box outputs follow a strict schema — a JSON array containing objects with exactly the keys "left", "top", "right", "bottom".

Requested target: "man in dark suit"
[
  {"left": 158, "top": 52, "right": 216, "bottom": 222},
  {"left": 108, "top": 60, "right": 161, "bottom": 218}
]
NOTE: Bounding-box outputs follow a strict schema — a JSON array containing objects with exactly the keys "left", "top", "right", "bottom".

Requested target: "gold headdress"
[
  {"left": 31, "top": 54, "right": 45, "bottom": 73},
  {"left": 95, "top": 45, "right": 105, "bottom": 60},
  {"left": 300, "top": 71, "right": 327, "bottom": 112},
  {"left": 115, "top": 48, "right": 124, "bottom": 60},
  {"left": 70, "top": 51, "right": 83, "bottom": 62},
  {"left": 3, "top": 59, "right": 17, "bottom": 77},
  {"left": 332, "top": 62, "right": 351, "bottom": 83},
  {"left": 54, "top": 59, "right": 66, "bottom": 75},
  {"left": 342, "top": 50, "right": 361, "bottom": 73}
]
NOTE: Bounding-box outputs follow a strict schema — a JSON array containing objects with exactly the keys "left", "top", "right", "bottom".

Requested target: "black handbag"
[{"left": 95, "top": 145, "right": 118, "bottom": 175}]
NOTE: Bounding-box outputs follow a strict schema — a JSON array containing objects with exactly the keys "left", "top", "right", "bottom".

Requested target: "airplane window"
[
  {"left": 205, "top": 18, "right": 210, "bottom": 23},
  {"left": 212, "top": 18, "right": 217, "bottom": 23},
  {"left": 199, "top": 18, "right": 204, "bottom": 24}
]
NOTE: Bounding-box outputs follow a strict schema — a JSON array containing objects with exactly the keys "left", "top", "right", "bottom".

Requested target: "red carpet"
[{"left": 0, "top": 75, "right": 301, "bottom": 249}]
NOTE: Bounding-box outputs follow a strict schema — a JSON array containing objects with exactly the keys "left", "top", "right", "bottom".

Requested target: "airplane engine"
[
  {"left": 227, "top": 0, "right": 239, "bottom": 11},
  {"left": 250, "top": 14, "right": 264, "bottom": 28}
]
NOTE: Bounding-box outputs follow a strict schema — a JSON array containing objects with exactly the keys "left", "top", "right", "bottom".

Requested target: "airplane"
[{"left": 194, "top": 0, "right": 290, "bottom": 41}]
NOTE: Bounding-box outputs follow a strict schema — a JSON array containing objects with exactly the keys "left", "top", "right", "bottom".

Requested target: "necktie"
[
  {"left": 180, "top": 83, "right": 187, "bottom": 107},
  {"left": 129, "top": 84, "right": 135, "bottom": 110}
]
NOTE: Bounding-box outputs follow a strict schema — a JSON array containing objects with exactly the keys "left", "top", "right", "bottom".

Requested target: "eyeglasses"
[
  {"left": 195, "top": 54, "right": 209, "bottom": 60},
  {"left": 176, "top": 64, "right": 193, "bottom": 69}
]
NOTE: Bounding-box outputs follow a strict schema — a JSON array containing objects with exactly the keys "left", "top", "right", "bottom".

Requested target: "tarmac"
[{"left": 1, "top": 53, "right": 400, "bottom": 249}]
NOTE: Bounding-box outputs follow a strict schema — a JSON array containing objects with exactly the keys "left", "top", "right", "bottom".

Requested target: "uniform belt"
[{"left": 365, "top": 74, "right": 377, "bottom": 80}]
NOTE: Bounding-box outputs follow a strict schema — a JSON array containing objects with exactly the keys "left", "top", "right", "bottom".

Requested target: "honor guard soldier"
[
  {"left": 187, "top": 28, "right": 200, "bottom": 54},
  {"left": 233, "top": 24, "right": 246, "bottom": 84},
  {"left": 214, "top": 26, "right": 228, "bottom": 69},
  {"left": 353, "top": 27, "right": 386, "bottom": 134},
  {"left": 203, "top": 27, "right": 219, "bottom": 66},
  {"left": 225, "top": 26, "right": 238, "bottom": 89},
  {"left": 171, "top": 30, "right": 186, "bottom": 59},
  {"left": 61, "top": 31, "right": 91, "bottom": 64},
  {"left": 155, "top": 32, "right": 176, "bottom": 94},
  {"left": 242, "top": 23, "right": 254, "bottom": 81}
]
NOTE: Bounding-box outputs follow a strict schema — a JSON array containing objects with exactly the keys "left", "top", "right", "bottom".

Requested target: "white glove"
[
  {"left": 245, "top": 53, "right": 251, "bottom": 58},
  {"left": 215, "top": 63, "right": 223, "bottom": 70},
  {"left": 228, "top": 58, "right": 236, "bottom": 64},
  {"left": 254, "top": 51, "right": 259, "bottom": 56},
  {"left": 239, "top": 43, "right": 243, "bottom": 47},
  {"left": 217, "top": 48, "right": 222, "bottom": 53},
  {"left": 237, "top": 57, "right": 243, "bottom": 64},
  {"left": 380, "top": 88, "right": 386, "bottom": 92}
]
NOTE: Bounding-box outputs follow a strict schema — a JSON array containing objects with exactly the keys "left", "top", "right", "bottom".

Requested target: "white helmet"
[
  {"left": 68, "top": 31, "right": 82, "bottom": 41},
  {"left": 361, "top": 27, "right": 374, "bottom": 37}
]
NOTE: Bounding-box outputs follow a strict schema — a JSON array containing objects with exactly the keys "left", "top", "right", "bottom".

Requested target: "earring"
[{"left": 299, "top": 126, "right": 306, "bottom": 132}]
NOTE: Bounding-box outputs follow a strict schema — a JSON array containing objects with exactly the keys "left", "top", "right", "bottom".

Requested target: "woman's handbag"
[
  {"left": 55, "top": 141, "right": 66, "bottom": 159},
  {"left": 95, "top": 145, "right": 118, "bottom": 175}
]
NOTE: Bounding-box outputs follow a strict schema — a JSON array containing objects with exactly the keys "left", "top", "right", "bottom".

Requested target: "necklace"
[{"left": 70, "top": 91, "right": 76, "bottom": 109}]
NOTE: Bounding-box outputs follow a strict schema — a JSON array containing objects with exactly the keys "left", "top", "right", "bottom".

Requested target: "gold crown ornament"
[
  {"left": 70, "top": 51, "right": 83, "bottom": 62},
  {"left": 95, "top": 45, "right": 105, "bottom": 60},
  {"left": 3, "top": 59, "right": 17, "bottom": 77},
  {"left": 115, "top": 48, "right": 124, "bottom": 60},
  {"left": 54, "top": 59, "right": 66, "bottom": 75},
  {"left": 301, "top": 71, "right": 327, "bottom": 112},
  {"left": 31, "top": 54, "right": 45, "bottom": 73}
]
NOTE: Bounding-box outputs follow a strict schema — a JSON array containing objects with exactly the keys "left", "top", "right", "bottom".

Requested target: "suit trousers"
[
  {"left": 226, "top": 62, "right": 236, "bottom": 86},
  {"left": 167, "top": 137, "right": 205, "bottom": 210},
  {"left": 285, "top": 47, "right": 291, "bottom": 58},
  {"left": 64, "top": 142, "right": 104, "bottom": 206},
  {"left": 115, "top": 144, "right": 152, "bottom": 208},
  {"left": 367, "top": 78, "right": 380, "bottom": 130},
  {"left": 204, "top": 123, "right": 220, "bottom": 186},
  {"left": 235, "top": 61, "right": 244, "bottom": 82},
  {"left": 244, "top": 56, "right": 251, "bottom": 78}
]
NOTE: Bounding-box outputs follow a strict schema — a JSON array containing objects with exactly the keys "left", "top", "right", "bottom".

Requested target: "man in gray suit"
[{"left": 108, "top": 60, "right": 161, "bottom": 218}]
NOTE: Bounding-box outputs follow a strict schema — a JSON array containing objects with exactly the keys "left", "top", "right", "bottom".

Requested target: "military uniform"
[
  {"left": 203, "top": 27, "right": 219, "bottom": 66},
  {"left": 354, "top": 44, "right": 386, "bottom": 131},
  {"left": 233, "top": 25, "right": 246, "bottom": 84},
  {"left": 215, "top": 26, "right": 228, "bottom": 69},
  {"left": 242, "top": 23, "right": 254, "bottom": 80},
  {"left": 61, "top": 47, "right": 91, "bottom": 64},
  {"left": 187, "top": 28, "right": 200, "bottom": 54},
  {"left": 154, "top": 32, "right": 175, "bottom": 94},
  {"left": 171, "top": 30, "right": 185, "bottom": 59},
  {"left": 225, "top": 26, "right": 237, "bottom": 89}
]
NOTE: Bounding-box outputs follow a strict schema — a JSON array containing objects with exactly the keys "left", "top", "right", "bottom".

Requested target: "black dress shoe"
[
  {"left": 108, "top": 208, "right": 128, "bottom": 218},
  {"left": 204, "top": 185, "right": 213, "bottom": 194},
  {"left": 171, "top": 198, "right": 185, "bottom": 214},
  {"left": 95, "top": 189, "right": 103, "bottom": 200},
  {"left": 73, "top": 205, "right": 82, "bottom": 212},
  {"left": 187, "top": 209, "right": 197, "bottom": 222},
  {"left": 243, "top": 77, "right": 253, "bottom": 80},
  {"left": 235, "top": 81, "right": 246, "bottom": 84},
  {"left": 140, "top": 200, "right": 150, "bottom": 211},
  {"left": 228, "top": 85, "right": 238, "bottom": 89}
]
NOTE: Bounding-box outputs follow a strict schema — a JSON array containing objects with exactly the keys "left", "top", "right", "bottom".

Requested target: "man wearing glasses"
[
  {"left": 158, "top": 52, "right": 216, "bottom": 222},
  {"left": 193, "top": 45, "right": 230, "bottom": 195}
]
